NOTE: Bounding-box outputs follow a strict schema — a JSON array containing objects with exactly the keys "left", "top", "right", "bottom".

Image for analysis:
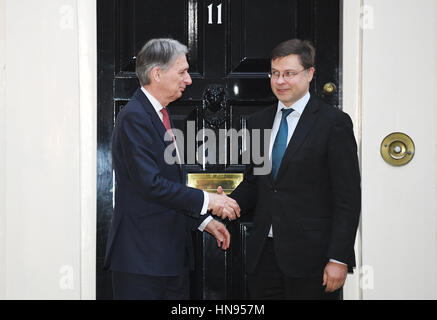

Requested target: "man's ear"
[
  {"left": 307, "top": 67, "right": 315, "bottom": 82},
  {"left": 151, "top": 67, "right": 160, "bottom": 82}
]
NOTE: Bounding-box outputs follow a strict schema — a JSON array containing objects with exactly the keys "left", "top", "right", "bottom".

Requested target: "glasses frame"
[{"left": 267, "top": 68, "right": 310, "bottom": 81}]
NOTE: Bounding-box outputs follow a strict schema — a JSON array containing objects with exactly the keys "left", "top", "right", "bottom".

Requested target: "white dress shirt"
[{"left": 140, "top": 87, "right": 211, "bottom": 231}]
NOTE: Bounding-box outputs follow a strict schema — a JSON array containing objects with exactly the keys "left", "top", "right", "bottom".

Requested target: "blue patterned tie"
[{"left": 271, "top": 108, "right": 294, "bottom": 180}]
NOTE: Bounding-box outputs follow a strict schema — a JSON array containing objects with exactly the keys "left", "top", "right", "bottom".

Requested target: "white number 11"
[{"left": 208, "top": 3, "right": 222, "bottom": 25}]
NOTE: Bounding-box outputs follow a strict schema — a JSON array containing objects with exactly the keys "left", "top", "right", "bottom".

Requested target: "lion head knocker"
[{"left": 202, "top": 84, "right": 228, "bottom": 129}]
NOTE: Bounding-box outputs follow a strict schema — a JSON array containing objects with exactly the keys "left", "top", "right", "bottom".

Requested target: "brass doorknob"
[
  {"left": 381, "top": 132, "right": 415, "bottom": 166},
  {"left": 323, "top": 82, "right": 336, "bottom": 95}
]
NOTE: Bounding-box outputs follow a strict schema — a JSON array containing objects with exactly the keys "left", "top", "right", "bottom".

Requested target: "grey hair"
[{"left": 135, "top": 38, "right": 188, "bottom": 86}]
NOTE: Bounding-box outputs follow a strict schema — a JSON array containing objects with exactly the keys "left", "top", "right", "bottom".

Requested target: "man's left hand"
[
  {"left": 323, "top": 261, "right": 348, "bottom": 292},
  {"left": 204, "top": 219, "right": 231, "bottom": 250}
]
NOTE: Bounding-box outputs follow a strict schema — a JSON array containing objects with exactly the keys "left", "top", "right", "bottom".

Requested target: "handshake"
[{"left": 207, "top": 186, "right": 241, "bottom": 221}]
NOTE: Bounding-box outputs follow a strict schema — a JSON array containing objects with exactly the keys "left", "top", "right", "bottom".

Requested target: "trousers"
[{"left": 248, "top": 238, "right": 342, "bottom": 300}]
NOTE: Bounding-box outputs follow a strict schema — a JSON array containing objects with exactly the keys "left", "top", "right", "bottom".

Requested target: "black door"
[{"left": 97, "top": 0, "right": 340, "bottom": 299}]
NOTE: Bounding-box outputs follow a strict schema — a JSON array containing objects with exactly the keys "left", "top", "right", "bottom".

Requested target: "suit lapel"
[
  {"left": 254, "top": 105, "right": 277, "bottom": 186},
  {"left": 275, "top": 96, "right": 320, "bottom": 180},
  {"left": 134, "top": 88, "right": 173, "bottom": 150},
  {"left": 166, "top": 108, "right": 184, "bottom": 179},
  {"left": 134, "top": 88, "right": 184, "bottom": 179},
  {"left": 135, "top": 89, "right": 184, "bottom": 180},
  {"left": 258, "top": 104, "right": 277, "bottom": 145}
]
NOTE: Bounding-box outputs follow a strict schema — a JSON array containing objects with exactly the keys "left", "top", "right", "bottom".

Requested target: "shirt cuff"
[
  {"left": 198, "top": 216, "right": 213, "bottom": 232},
  {"left": 200, "top": 191, "right": 209, "bottom": 215},
  {"left": 329, "top": 259, "right": 347, "bottom": 266}
]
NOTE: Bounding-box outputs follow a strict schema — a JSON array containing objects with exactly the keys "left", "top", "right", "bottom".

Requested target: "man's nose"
[
  {"left": 276, "top": 74, "right": 286, "bottom": 84},
  {"left": 185, "top": 73, "right": 192, "bottom": 85}
]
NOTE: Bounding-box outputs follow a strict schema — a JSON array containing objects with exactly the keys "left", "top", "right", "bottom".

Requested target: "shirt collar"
[
  {"left": 277, "top": 91, "right": 311, "bottom": 116},
  {"left": 141, "top": 87, "right": 164, "bottom": 114}
]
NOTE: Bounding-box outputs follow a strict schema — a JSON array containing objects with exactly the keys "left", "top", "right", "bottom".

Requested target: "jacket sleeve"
[{"left": 326, "top": 111, "right": 361, "bottom": 266}]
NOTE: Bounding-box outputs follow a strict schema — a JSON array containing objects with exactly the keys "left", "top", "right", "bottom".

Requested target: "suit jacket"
[
  {"left": 231, "top": 95, "right": 361, "bottom": 278},
  {"left": 104, "top": 88, "right": 209, "bottom": 276}
]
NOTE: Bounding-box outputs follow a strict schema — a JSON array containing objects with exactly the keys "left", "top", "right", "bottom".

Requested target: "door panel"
[
  {"left": 97, "top": 0, "right": 340, "bottom": 299},
  {"left": 229, "top": 0, "right": 298, "bottom": 73}
]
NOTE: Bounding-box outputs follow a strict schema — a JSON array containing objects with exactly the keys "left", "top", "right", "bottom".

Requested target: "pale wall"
[
  {"left": 0, "top": 0, "right": 6, "bottom": 299},
  {"left": 0, "top": 0, "right": 96, "bottom": 299},
  {"left": 361, "top": 0, "right": 437, "bottom": 299}
]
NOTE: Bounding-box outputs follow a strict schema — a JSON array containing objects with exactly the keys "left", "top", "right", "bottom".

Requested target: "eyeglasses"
[{"left": 268, "top": 68, "right": 308, "bottom": 80}]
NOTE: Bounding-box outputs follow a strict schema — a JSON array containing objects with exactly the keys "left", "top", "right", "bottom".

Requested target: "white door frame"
[
  {"left": 341, "top": 0, "right": 363, "bottom": 300},
  {"left": 78, "top": 0, "right": 97, "bottom": 300}
]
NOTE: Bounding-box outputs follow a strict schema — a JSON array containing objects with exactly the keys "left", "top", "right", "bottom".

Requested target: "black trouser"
[
  {"left": 111, "top": 267, "right": 190, "bottom": 300},
  {"left": 248, "top": 238, "right": 341, "bottom": 300}
]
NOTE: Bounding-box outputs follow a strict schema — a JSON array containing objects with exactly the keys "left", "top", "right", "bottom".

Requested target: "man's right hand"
[{"left": 208, "top": 186, "right": 241, "bottom": 220}]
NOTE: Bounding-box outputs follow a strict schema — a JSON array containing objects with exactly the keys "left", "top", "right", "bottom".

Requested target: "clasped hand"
[{"left": 208, "top": 186, "right": 241, "bottom": 221}]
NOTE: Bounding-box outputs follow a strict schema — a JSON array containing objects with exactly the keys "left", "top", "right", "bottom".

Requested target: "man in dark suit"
[
  {"left": 229, "top": 39, "right": 361, "bottom": 299},
  {"left": 104, "top": 38, "right": 240, "bottom": 300}
]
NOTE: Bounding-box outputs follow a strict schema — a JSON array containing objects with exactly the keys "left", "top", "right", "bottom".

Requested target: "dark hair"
[{"left": 270, "top": 39, "right": 315, "bottom": 69}]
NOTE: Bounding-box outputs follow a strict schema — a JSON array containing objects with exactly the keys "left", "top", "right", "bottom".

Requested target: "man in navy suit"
[
  {"left": 104, "top": 38, "right": 240, "bottom": 300},
  {"left": 229, "top": 39, "right": 361, "bottom": 299}
]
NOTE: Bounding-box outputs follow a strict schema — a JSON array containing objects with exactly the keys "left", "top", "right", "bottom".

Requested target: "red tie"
[{"left": 160, "top": 107, "right": 174, "bottom": 141}]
